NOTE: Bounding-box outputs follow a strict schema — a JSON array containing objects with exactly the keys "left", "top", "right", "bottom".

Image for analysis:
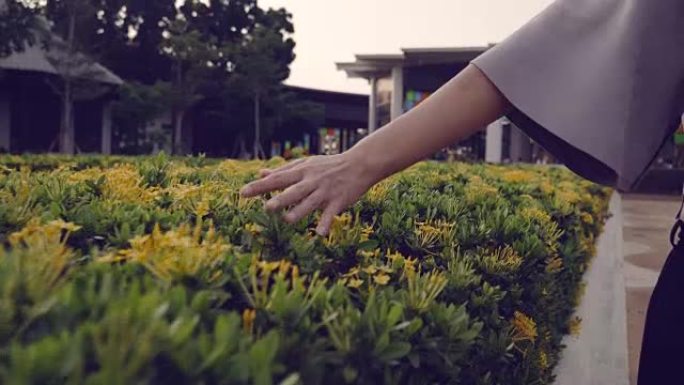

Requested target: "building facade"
[
  {"left": 0, "top": 40, "right": 122, "bottom": 154},
  {"left": 337, "top": 47, "right": 543, "bottom": 164}
]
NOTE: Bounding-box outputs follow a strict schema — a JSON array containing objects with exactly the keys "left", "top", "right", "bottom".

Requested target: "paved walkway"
[{"left": 622, "top": 194, "right": 681, "bottom": 385}]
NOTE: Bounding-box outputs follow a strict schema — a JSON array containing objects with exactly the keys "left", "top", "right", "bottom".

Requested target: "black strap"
[
  {"left": 670, "top": 184, "right": 684, "bottom": 248},
  {"left": 670, "top": 219, "right": 684, "bottom": 248}
]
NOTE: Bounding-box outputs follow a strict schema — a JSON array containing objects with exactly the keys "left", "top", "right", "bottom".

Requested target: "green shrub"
[{"left": 0, "top": 155, "right": 611, "bottom": 385}]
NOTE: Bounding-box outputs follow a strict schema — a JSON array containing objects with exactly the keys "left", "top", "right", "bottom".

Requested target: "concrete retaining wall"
[{"left": 554, "top": 193, "right": 630, "bottom": 385}]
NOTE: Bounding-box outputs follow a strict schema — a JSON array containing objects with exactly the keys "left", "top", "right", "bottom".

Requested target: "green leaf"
[
  {"left": 357, "top": 240, "right": 379, "bottom": 251},
  {"left": 342, "top": 366, "right": 358, "bottom": 383},
  {"left": 378, "top": 341, "right": 412, "bottom": 362},
  {"left": 279, "top": 373, "right": 302, "bottom": 385},
  {"left": 386, "top": 303, "right": 403, "bottom": 327}
]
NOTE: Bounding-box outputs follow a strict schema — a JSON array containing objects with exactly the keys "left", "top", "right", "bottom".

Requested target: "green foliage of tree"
[
  {"left": 2, "top": 0, "right": 312, "bottom": 157},
  {"left": 228, "top": 7, "right": 296, "bottom": 158},
  {"left": 0, "top": 0, "right": 41, "bottom": 57},
  {"left": 160, "top": 18, "right": 220, "bottom": 154},
  {"left": 111, "top": 81, "right": 171, "bottom": 154}
]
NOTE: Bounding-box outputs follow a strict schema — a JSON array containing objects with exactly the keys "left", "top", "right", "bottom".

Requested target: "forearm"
[{"left": 348, "top": 64, "right": 510, "bottom": 181}]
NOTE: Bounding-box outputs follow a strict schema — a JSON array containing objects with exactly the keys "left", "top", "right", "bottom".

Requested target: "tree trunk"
[
  {"left": 59, "top": 13, "right": 76, "bottom": 155},
  {"left": 173, "top": 109, "right": 185, "bottom": 155},
  {"left": 59, "top": 81, "right": 74, "bottom": 154},
  {"left": 253, "top": 92, "right": 264, "bottom": 159},
  {"left": 239, "top": 135, "right": 249, "bottom": 159}
]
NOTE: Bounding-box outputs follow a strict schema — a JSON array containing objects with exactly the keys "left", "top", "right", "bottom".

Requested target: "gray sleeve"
[{"left": 472, "top": 0, "right": 684, "bottom": 191}]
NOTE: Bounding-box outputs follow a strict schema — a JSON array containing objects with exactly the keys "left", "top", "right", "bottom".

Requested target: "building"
[
  {"left": 279, "top": 85, "right": 368, "bottom": 156},
  {"left": 337, "top": 46, "right": 544, "bottom": 164},
  {"left": 0, "top": 38, "right": 123, "bottom": 154},
  {"left": 185, "top": 85, "right": 368, "bottom": 158}
]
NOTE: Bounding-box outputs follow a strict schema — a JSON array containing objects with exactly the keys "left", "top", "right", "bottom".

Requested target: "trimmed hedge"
[{"left": 0, "top": 154, "right": 611, "bottom": 385}]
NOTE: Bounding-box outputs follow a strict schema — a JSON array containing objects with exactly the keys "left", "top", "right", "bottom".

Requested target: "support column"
[
  {"left": 391, "top": 66, "right": 404, "bottom": 121},
  {"left": 0, "top": 93, "right": 10, "bottom": 152},
  {"left": 510, "top": 124, "right": 533, "bottom": 163},
  {"left": 485, "top": 119, "right": 503, "bottom": 163},
  {"left": 368, "top": 76, "right": 378, "bottom": 133},
  {"left": 101, "top": 101, "right": 112, "bottom": 155}
]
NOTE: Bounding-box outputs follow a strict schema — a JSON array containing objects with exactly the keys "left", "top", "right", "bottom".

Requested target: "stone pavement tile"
[
  {"left": 622, "top": 194, "right": 681, "bottom": 385},
  {"left": 626, "top": 287, "right": 653, "bottom": 385}
]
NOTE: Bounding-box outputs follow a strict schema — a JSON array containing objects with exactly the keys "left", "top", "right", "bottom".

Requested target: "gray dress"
[{"left": 472, "top": 0, "right": 684, "bottom": 192}]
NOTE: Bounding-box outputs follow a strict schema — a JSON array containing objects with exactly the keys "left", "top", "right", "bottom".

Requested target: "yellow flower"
[
  {"left": 347, "top": 278, "right": 363, "bottom": 289},
  {"left": 403, "top": 257, "right": 418, "bottom": 277},
  {"left": 387, "top": 250, "right": 403, "bottom": 263},
  {"left": 464, "top": 175, "right": 498, "bottom": 203},
  {"left": 242, "top": 308, "right": 256, "bottom": 334},
  {"left": 278, "top": 260, "right": 292, "bottom": 276},
  {"left": 479, "top": 246, "right": 523, "bottom": 275},
  {"left": 324, "top": 212, "right": 354, "bottom": 246},
  {"left": 245, "top": 223, "right": 262, "bottom": 235},
  {"left": 574, "top": 282, "right": 587, "bottom": 307},
  {"left": 580, "top": 212, "right": 594, "bottom": 225},
  {"left": 359, "top": 250, "right": 377, "bottom": 259},
  {"left": 373, "top": 274, "right": 390, "bottom": 285},
  {"left": 6, "top": 218, "right": 78, "bottom": 299},
  {"left": 501, "top": 170, "right": 535, "bottom": 184},
  {"left": 48, "top": 219, "right": 82, "bottom": 233},
  {"left": 512, "top": 311, "right": 538, "bottom": 342},
  {"left": 366, "top": 181, "right": 390, "bottom": 204},
  {"left": 521, "top": 207, "right": 551, "bottom": 224},
  {"left": 101, "top": 164, "right": 157, "bottom": 203},
  {"left": 545, "top": 256, "right": 563, "bottom": 274},
  {"left": 539, "top": 351, "right": 549, "bottom": 369},
  {"left": 539, "top": 181, "right": 554, "bottom": 195},
  {"left": 99, "top": 221, "right": 230, "bottom": 282},
  {"left": 415, "top": 220, "right": 453, "bottom": 248},
  {"left": 258, "top": 261, "right": 281, "bottom": 275},
  {"left": 195, "top": 199, "right": 210, "bottom": 218},
  {"left": 360, "top": 225, "right": 374, "bottom": 242},
  {"left": 569, "top": 316, "right": 582, "bottom": 337},
  {"left": 557, "top": 189, "right": 580, "bottom": 205},
  {"left": 363, "top": 266, "right": 378, "bottom": 275}
]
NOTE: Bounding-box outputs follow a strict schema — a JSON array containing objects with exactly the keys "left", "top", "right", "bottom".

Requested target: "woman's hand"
[
  {"left": 239, "top": 65, "right": 508, "bottom": 235},
  {"left": 240, "top": 152, "right": 378, "bottom": 236}
]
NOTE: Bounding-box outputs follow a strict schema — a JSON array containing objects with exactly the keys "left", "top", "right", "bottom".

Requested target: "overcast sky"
[{"left": 258, "top": 0, "right": 554, "bottom": 94}]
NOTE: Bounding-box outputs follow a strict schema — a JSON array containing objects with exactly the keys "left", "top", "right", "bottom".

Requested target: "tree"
[
  {"left": 103, "top": 0, "right": 262, "bottom": 155},
  {"left": 111, "top": 81, "right": 170, "bottom": 154},
  {"left": 230, "top": 8, "right": 295, "bottom": 159},
  {"left": 92, "top": 0, "right": 178, "bottom": 84},
  {"left": 43, "top": 0, "right": 111, "bottom": 154},
  {"left": 0, "top": 0, "right": 42, "bottom": 57},
  {"left": 160, "top": 18, "right": 218, "bottom": 154},
  {"left": 271, "top": 91, "right": 324, "bottom": 143}
]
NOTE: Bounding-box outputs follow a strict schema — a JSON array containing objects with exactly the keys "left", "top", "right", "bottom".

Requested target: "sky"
[{"left": 259, "top": 0, "right": 554, "bottom": 94}]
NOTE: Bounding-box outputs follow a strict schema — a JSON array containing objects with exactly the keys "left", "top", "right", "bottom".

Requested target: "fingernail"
[
  {"left": 265, "top": 200, "right": 277, "bottom": 211},
  {"left": 240, "top": 186, "right": 251, "bottom": 196}
]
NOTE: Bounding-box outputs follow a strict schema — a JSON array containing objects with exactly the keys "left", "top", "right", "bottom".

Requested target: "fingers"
[
  {"left": 265, "top": 181, "right": 315, "bottom": 212},
  {"left": 282, "top": 190, "right": 326, "bottom": 224},
  {"left": 316, "top": 201, "right": 343, "bottom": 236},
  {"left": 259, "top": 159, "right": 305, "bottom": 178},
  {"left": 241, "top": 170, "right": 302, "bottom": 197}
]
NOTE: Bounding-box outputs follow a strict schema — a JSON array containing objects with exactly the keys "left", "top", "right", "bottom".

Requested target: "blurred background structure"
[{"left": 0, "top": 0, "right": 682, "bottom": 193}]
